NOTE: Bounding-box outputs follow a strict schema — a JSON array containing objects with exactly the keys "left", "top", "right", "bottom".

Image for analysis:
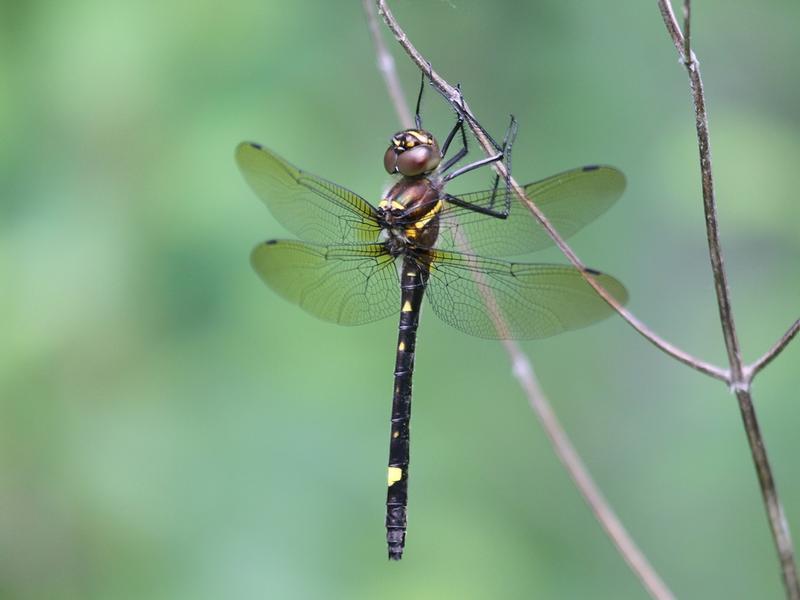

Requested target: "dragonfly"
[{"left": 237, "top": 92, "right": 627, "bottom": 560}]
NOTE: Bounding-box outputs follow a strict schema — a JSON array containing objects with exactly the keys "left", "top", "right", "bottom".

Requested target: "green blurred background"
[{"left": 2, "top": 1, "right": 798, "bottom": 598}]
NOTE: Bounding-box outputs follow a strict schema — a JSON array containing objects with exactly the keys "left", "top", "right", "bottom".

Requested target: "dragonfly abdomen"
[{"left": 386, "top": 256, "right": 429, "bottom": 560}]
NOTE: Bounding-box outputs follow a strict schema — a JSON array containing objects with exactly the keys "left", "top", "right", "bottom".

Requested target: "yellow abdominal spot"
[
  {"left": 398, "top": 341, "right": 405, "bottom": 351},
  {"left": 402, "top": 300, "right": 412, "bottom": 312},
  {"left": 387, "top": 467, "right": 403, "bottom": 486}
]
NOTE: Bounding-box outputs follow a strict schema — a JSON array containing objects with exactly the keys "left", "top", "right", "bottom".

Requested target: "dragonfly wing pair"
[{"left": 239, "top": 142, "right": 627, "bottom": 340}]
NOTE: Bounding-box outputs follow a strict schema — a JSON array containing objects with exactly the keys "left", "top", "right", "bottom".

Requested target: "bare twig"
[
  {"left": 363, "top": 0, "right": 414, "bottom": 129},
  {"left": 505, "top": 343, "right": 675, "bottom": 600},
  {"left": 734, "top": 387, "right": 800, "bottom": 600},
  {"left": 682, "top": 0, "right": 691, "bottom": 63},
  {"left": 376, "top": 0, "right": 727, "bottom": 383},
  {"left": 367, "top": 3, "right": 675, "bottom": 599},
  {"left": 746, "top": 319, "right": 800, "bottom": 381},
  {"left": 656, "top": 2, "right": 800, "bottom": 597},
  {"left": 657, "top": 0, "right": 743, "bottom": 382}
]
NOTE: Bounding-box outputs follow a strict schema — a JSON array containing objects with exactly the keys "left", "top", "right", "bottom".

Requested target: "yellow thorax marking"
[
  {"left": 379, "top": 199, "right": 406, "bottom": 211},
  {"left": 414, "top": 199, "right": 443, "bottom": 229},
  {"left": 387, "top": 466, "right": 403, "bottom": 486}
]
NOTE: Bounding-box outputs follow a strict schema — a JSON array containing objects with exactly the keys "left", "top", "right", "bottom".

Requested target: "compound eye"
[
  {"left": 396, "top": 145, "right": 438, "bottom": 176},
  {"left": 383, "top": 147, "right": 400, "bottom": 174}
]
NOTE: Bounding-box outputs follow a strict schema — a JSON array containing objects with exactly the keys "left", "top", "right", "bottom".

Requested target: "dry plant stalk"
[
  {"left": 657, "top": 3, "right": 800, "bottom": 597},
  {"left": 370, "top": 0, "right": 800, "bottom": 597}
]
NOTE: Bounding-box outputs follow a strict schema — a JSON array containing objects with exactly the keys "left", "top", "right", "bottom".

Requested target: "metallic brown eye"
[
  {"left": 397, "top": 146, "right": 438, "bottom": 176},
  {"left": 384, "top": 147, "right": 399, "bottom": 174}
]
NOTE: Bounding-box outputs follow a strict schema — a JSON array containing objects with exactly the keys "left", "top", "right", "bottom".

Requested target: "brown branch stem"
[
  {"left": 658, "top": 0, "right": 743, "bottom": 380},
  {"left": 369, "top": 2, "right": 675, "bottom": 598},
  {"left": 362, "top": 0, "right": 414, "bottom": 129},
  {"left": 735, "top": 387, "right": 800, "bottom": 600},
  {"left": 746, "top": 319, "right": 800, "bottom": 382},
  {"left": 657, "top": 2, "right": 800, "bottom": 597},
  {"left": 682, "top": 0, "right": 691, "bottom": 63},
  {"left": 504, "top": 340, "right": 675, "bottom": 600}
]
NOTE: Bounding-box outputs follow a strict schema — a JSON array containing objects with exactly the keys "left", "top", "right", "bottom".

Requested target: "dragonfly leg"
[
  {"left": 413, "top": 68, "right": 426, "bottom": 130},
  {"left": 442, "top": 114, "right": 518, "bottom": 219},
  {"left": 439, "top": 83, "right": 465, "bottom": 156},
  {"left": 439, "top": 84, "right": 470, "bottom": 172},
  {"left": 440, "top": 119, "right": 469, "bottom": 173},
  {"left": 483, "top": 114, "right": 518, "bottom": 213},
  {"left": 442, "top": 151, "right": 504, "bottom": 182},
  {"left": 444, "top": 192, "right": 509, "bottom": 219}
]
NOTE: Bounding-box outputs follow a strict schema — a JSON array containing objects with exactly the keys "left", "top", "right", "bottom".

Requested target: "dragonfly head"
[{"left": 384, "top": 129, "right": 441, "bottom": 177}]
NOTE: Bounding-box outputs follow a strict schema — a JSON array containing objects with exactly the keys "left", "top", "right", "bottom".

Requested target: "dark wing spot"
[
  {"left": 583, "top": 267, "right": 602, "bottom": 275},
  {"left": 249, "top": 142, "right": 263, "bottom": 150},
  {"left": 265, "top": 239, "right": 278, "bottom": 245},
  {"left": 582, "top": 165, "right": 600, "bottom": 172}
]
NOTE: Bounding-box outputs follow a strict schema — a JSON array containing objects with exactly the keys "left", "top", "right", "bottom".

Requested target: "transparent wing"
[
  {"left": 237, "top": 142, "right": 382, "bottom": 244},
  {"left": 424, "top": 249, "right": 628, "bottom": 340},
  {"left": 251, "top": 240, "right": 399, "bottom": 325},
  {"left": 437, "top": 165, "right": 625, "bottom": 256}
]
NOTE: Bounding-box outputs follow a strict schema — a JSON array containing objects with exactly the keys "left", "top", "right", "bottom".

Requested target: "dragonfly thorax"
[
  {"left": 384, "top": 129, "right": 442, "bottom": 177},
  {"left": 378, "top": 176, "right": 443, "bottom": 253}
]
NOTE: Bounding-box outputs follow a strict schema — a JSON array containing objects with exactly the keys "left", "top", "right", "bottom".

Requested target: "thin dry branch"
[
  {"left": 657, "top": 1, "right": 800, "bottom": 597},
  {"left": 657, "top": 0, "right": 743, "bottom": 382},
  {"left": 746, "top": 320, "right": 800, "bottom": 382},
  {"left": 363, "top": 0, "right": 414, "bottom": 129},
  {"left": 506, "top": 345, "right": 675, "bottom": 600},
  {"left": 368, "top": 3, "right": 675, "bottom": 599},
  {"left": 734, "top": 386, "right": 800, "bottom": 600},
  {"left": 375, "top": 1, "right": 727, "bottom": 383},
  {"left": 682, "top": 0, "right": 691, "bottom": 61}
]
